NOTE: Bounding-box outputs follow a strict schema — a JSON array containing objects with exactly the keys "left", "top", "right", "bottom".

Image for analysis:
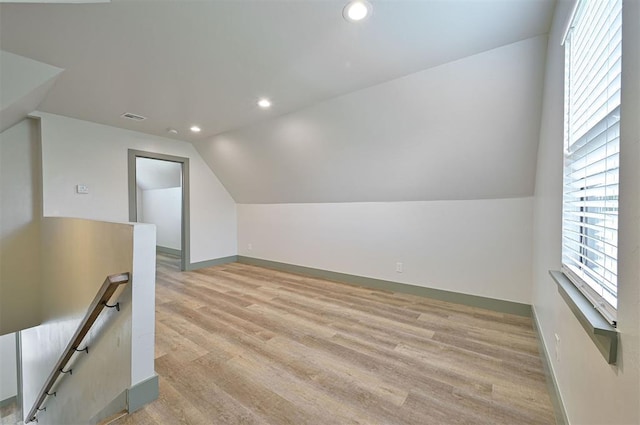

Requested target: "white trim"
[
  {"left": 561, "top": 0, "right": 581, "bottom": 46},
  {"left": 562, "top": 265, "right": 617, "bottom": 325}
]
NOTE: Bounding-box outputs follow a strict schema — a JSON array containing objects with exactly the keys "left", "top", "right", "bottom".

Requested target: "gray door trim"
[{"left": 128, "top": 149, "right": 190, "bottom": 271}]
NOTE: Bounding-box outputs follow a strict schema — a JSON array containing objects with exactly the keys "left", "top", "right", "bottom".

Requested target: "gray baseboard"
[
  {"left": 187, "top": 255, "right": 238, "bottom": 271},
  {"left": 90, "top": 391, "right": 127, "bottom": 425},
  {"left": 0, "top": 395, "right": 17, "bottom": 409},
  {"left": 127, "top": 374, "right": 159, "bottom": 414},
  {"left": 532, "top": 307, "right": 569, "bottom": 425},
  {"left": 156, "top": 246, "right": 181, "bottom": 257},
  {"left": 237, "top": 256, "right": 532, "bottom": 317}
]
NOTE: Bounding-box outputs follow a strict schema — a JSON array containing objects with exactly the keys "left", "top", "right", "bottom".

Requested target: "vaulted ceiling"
[
  {"left": 0, "top": 0, "right": 555, "bottom": 203},
  {"left": 195, "top": 35, "right": 549, "bottom": 203}
]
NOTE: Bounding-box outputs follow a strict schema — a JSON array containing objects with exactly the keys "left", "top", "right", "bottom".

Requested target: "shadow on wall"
[{"left": 0, "top": 117, "right": 42, "bottom": 335}]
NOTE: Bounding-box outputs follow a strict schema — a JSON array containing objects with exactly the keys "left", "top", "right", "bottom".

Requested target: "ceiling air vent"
[{"left": 120, "top": 112, "right": 147, "bottom": 121}]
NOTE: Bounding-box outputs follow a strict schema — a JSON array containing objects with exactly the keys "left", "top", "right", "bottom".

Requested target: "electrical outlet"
[
  {"left": 76, "top": 184, "right": 89, "bottom": 194},
  {"left": 396, "top": 262, "right": 403, "bottom": 273},
  {"left": 555, "top": 333, "right": 560, "bottom": 362},
  {"left": 248, "top": 243, "right": 253, "bottom": 251}
]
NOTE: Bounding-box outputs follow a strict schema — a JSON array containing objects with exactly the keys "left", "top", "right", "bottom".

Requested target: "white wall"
[
  {"left": 135, "top": 157, "right": 181, "bottom": 190},
  {"left": 531, "top": 1, "right": 640, "bottom": 424},
  {"left": 141, "top": 187, "right": 181, "bottom": 250},
  {"left": 131, "top": 223, "right": 156, "bottom": 387},
  {"left": 238, "top": 197, "right": 533, "bottom": 304},
  {"left": 0, "top": 118, "right": 42, "bottom": 335},
  {"left": 0, "top": 333, "right": 17, "bottom": 402},
  {"left": 21, "top": 218, "right": 156, "bottom": 424},
  {"left": 35, "top": 112, "right": 237, "bottom": 263}
]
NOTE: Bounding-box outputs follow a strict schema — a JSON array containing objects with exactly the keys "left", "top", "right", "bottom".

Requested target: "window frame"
[{"left": 561, "top": 0, "right": 622, "bottom": 327}]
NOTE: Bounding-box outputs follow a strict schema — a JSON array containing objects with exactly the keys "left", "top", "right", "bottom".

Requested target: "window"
[{"left": 562, "top": 0, "right": 622, "bottom": 325}]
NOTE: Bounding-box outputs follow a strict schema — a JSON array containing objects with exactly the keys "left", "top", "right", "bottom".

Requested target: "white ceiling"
[{"left": 0, "top": 0, "right": 555, "bottom": 142}]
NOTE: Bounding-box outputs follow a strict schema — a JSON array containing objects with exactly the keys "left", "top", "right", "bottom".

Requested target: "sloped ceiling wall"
[
  {"left": 194, "top": 35, "right": 547, "bottom": 204},
  {"left": 0, "top": 50, "right": 62, "bottom": 132}
]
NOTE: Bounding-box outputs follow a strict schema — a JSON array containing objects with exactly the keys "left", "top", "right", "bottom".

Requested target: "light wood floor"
[
  {"left": 114, "top": 254, "right": 555, "bottom": 425},
  {"left": 0, "top": 399, "right": 19, "bottom": 425}
]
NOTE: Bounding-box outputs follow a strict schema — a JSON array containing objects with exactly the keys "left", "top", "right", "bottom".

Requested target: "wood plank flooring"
[
  {"left": 114, "top": 254, "right": 555, "bottom": 425},
  {"left": 0, "top": 399, "right": 19, "bottom": 425}
]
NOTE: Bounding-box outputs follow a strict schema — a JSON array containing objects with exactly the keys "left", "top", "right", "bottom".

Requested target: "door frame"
[{"left": 128, "top": 149, "right": 190, "bottom": 271}]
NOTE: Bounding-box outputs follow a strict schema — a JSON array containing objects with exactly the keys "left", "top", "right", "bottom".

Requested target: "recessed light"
[
  {"left": 190, "top": 126, "right": 201, "bottom": 133},
  {"left": 257, "top": 98, "right": 272, "bottom": 109},
  {"left": 343, "top": 0, "right": 371, "bottom": 22},
  {"left": 167, "top": 128, "right": 178, "bottom": 135}
]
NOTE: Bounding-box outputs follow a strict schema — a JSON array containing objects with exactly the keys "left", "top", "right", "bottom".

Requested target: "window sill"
[{"left": 549, "top": 270, "right": 618, "bottom": 364}]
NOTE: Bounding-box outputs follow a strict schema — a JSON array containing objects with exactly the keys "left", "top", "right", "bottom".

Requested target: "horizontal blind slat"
[{"left": 562, "top": 0, "right": 620, "bottom": 320}]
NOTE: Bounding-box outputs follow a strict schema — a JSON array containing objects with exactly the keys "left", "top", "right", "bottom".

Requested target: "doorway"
[{"left": 128, "top": 150, "right": 190, "bottom": 271}]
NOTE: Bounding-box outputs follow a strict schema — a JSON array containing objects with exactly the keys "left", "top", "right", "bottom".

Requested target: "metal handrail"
[{"left": 25, "top": 272, "right": 130, "bottom": 423}]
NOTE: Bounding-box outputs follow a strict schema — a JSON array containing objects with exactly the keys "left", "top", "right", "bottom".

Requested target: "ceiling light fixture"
[
  {"left": 190, "top": 126, "right": 201, "bottom": 133},
  {"left": 343, "top": 0, "right": 371, "bottom": 22},
  {"left": 167, "top": 128, "right": 178, "bottom": 135},
  {"left": 257, "top": 98, "right": 272, "bottom": 109}
]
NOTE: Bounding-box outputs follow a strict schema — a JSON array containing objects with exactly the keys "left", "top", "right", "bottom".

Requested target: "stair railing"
[{"left": 25, "top": 272, "right": 130, "bottom": 423}]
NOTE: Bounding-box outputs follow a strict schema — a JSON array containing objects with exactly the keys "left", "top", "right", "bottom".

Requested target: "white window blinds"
[{"left": 562, "top": 0, "right": 622, "bottom": 325}]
